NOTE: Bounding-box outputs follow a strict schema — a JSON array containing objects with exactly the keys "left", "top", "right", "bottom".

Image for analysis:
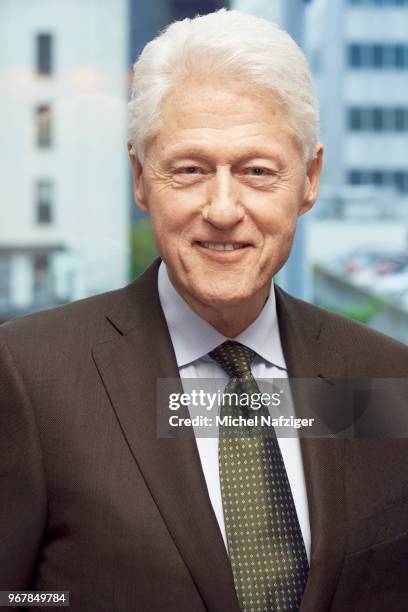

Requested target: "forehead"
[
  {"left": 160, "top": 78, "right": 283, "bottom": 122},
  {"left": 148, "top": 80, "right": 301, "bottom": 162}
]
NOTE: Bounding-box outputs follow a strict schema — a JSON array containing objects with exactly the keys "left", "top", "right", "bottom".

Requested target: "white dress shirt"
[{"left": 158, "top": 262, "right": 311, "bottom": 562}]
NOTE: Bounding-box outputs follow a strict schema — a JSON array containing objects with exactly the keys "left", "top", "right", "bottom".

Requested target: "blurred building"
[
  {"left": 0, "top": 0, "right": 129, "bottom": 322},
  {"left": 308, "top": 0, "right": 408, "bottom": 218},
  {"left": 130, "top": 0, "right": 229, "bottom": 62}
]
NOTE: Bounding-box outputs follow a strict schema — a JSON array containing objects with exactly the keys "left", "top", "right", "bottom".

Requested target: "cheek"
[
  {"left": 148, "top": 210, "right": 169, "bottom": 254},
  {"left": 149, "top": 195, "right": 174, "bottom": 229},
  {"left": 256, "top": 205, "right": 297, "bottom": 239},
  {"left": 149, "top": 204, "right": 190, "bottom": 257},
  {"left": 150, "top": 192, "right": 200, "bottom": 234}
]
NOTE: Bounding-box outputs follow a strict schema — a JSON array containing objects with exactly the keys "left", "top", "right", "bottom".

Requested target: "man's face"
[{"left": 130, "top": 80, "right": 322, "bottom": 312}]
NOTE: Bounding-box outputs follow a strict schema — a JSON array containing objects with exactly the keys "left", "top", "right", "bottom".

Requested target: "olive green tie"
[{"left": 209, "top": 340, "right": 309, "bottom": 612}]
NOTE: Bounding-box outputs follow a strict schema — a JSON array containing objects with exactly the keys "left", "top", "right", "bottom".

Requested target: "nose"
[{"left": 202, "top": 167, "right": 244, "bottom": 229}]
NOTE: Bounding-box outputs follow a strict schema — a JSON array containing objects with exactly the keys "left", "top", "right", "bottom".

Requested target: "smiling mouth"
[{"left": 194, "top": 241, "right": 251, "bottom": 251}]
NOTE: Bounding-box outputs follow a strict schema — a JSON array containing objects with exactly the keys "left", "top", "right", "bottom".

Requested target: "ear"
[
  {"left": 128, "top": 141, "right": 148, "bottom": 213},
  {"left": 299, "top": 143, "right": 324, "bottom": 216}
]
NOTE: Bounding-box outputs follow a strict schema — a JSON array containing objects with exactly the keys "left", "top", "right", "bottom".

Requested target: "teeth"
[{"left": 199, "top": 242, "right": 246, "bottom": 251}]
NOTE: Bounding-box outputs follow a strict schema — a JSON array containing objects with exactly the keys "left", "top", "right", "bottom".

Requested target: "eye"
[
  {"left": 171, "top": 164, "right": 208, "bottom": 185},
  {"left": 175, "top": 166, "right": 201, "bottom": 174},
  {"left": 238, "top": 165, "right": 279, "bottom": 188},
  {"left": 247, "top": 167, "right": 273, "bottom": 176}
]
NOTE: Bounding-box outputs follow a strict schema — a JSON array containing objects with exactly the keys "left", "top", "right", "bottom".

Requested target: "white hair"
[{"left": 128, "top": 9, "right": 319, "bottom": 163}]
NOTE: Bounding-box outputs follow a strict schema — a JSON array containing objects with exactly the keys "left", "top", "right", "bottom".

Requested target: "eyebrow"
[{"left": 162, "top": 144, "right": 285, "bottom": 164}]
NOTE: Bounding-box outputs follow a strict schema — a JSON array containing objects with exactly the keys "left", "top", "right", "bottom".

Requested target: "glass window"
[
  {"left": 372, "top": 107, "right": 384, "bottom": 130},
  {"left": 353, "top": 44, "right": 408, "bottom": 70},
  {"left": 394, "top": 44, "right": 406, "bottom": 68},
  {"left": 382, "top": 108, "right": 395, "bottom": 130},
  {"left": 359, "top": 44, "right": 371, "bottom": 67},
  {"left": 38, "top": 203, "right": 52, "bottom": 224},
  {"left": 372, "top": 44, "right": 383, "bottom": 67},
  {"left": 348, "top": 107, "right": 362, "bottom": 130},
  {"left": 0, "top": 256, "right": 11, "bottom": 307},
  {"left": 394, "top": 171, "right": 408, "bottom": 192},
  {"left": 348, "top": 107, "right": 408, "bottom": 131},
  {"left": 383, "top": 45, "right": 395, "bottom": 68},
  {"left": 348, "top": 169, "right": 408, "bottom": 194},
  {"left": 36, "top": 180, "right": 53, "bottom": 224},
  {"left": 402, "top": 172, "right": 408, "bottom": 193},
  {"left": 347, "top": 170, "right": 363, "bottom": 184},
  {"left": 382, "top": 171, "right": 395, "bottom": 186},
  {"left": 394, "top": 108, "right": 408, "bottom": 130},
  {"left": 36, "top": 33, "right": 53, "bottom": 75},
  {"left": 170, "top": 0, "right": 225, "bottom": 18},
  {"left": 372, "top": 170, "right": 384, "bottom": 185},
  {"left": 35, "top": 105, "right": 52, "bottom": 148},
  {"left": 361, "top": 170, "right": 374, "bottom": 183},
  {"left": 348, "top": 44, "right": 362, "bottom": 67},
  {"left": 32, "top": 254, "right": 50, "bottom": 303}
]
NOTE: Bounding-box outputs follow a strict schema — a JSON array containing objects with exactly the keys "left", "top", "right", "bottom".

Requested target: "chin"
[{"left": 192, "top": 283, "right": 253, "bottom": 308}]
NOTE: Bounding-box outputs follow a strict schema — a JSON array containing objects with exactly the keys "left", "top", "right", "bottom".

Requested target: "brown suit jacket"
[{"left": 1, "top": 259, "right": 408, "bottom": 611}]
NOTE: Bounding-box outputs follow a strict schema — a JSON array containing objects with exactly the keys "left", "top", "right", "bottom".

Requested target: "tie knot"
[{"left": 209, "top": 341, "right": 256, "bottom": 378}]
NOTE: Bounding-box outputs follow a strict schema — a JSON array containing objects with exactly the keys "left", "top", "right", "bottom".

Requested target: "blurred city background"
[{"left": 1, "top": 0, "right": 408, "bottom": 343}]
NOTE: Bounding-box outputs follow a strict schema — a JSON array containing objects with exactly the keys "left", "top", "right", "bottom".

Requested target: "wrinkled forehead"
[
  {"left": 145, "top": 78, "right": 302, "bottom": 162},
  {"left": 160, "top": 74, "right": 287, "bottom": 120}
]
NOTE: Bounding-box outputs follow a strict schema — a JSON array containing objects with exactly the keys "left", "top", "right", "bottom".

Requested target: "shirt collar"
[{"left": 158, "top": 261, "right": 286, "bottom": 369}]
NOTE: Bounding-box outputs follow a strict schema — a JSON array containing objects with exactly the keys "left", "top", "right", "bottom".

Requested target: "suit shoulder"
[
  {"left": 276, "top": 286, "right": 408, "bottom": 366},
  {"left": 0, "top": 286, "right": 125, "bottom": 349},
  {"left": 312, "top": 302, "right": 405, "bottom": 354}
]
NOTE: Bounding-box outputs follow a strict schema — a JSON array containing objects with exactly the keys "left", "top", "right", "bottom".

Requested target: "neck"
[
  {"left": 170, "top": 278, "right": 270, "bottom": 337},
  {"left": 202, "top": 303, "right": 265, "bottom": 337}
]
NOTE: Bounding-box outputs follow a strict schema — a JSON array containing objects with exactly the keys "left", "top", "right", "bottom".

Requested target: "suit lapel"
[
  {"left": 275, "top": 287, "right": 347, "bottom": 611},
  {"left": 92, "top": 261, "right": 240, "bottom": 612}
]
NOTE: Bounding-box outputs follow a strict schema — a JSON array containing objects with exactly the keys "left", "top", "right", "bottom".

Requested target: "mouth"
[
  {"left": 192, "top": 241, "right": 253, "bottom": 262},
  {"left": 194, "top": 241, "right": 251, "bottom": 252}
]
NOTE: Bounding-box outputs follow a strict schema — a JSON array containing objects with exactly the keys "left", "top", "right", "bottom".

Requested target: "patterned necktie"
[{"left": 209, "top": 341, "right": 309, "bottom": 612}]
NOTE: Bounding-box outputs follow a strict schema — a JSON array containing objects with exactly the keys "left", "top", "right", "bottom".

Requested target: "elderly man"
[{"left": 1, "top": 9, "right": 407, "bottom": 612}]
